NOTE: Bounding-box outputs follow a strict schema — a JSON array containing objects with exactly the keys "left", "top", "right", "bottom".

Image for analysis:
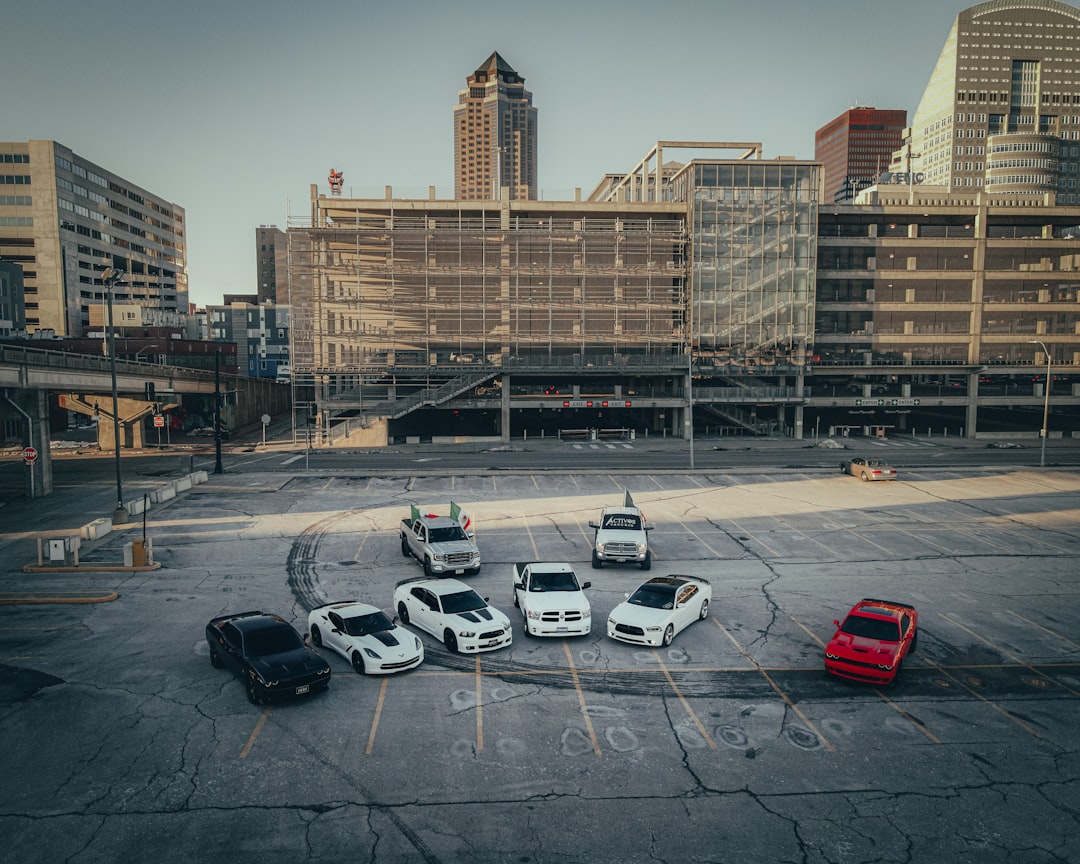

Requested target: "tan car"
[{"left": 840, "top": 457, "right": 897, "bottom": 481}]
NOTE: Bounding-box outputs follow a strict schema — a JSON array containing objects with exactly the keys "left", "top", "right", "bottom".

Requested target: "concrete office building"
[
  {"left": 815, "top": 107, "right": 907, "bottom": 202},
  {"left": 904, "top": 0, "right": 1080, "bottom": 201},
  {"left": 0, "top": 140, "right": 188, "bottom": 336},
  {"left": 453, "top": 52, "right": 537, "bottom": 200},
  {"left": 255, "top": 225, "right": 289, "bottom": 304}
]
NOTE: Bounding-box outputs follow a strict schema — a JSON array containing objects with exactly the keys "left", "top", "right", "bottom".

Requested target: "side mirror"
[
  {"left": 588, "top": 521, "right": 600, "bottom": 529},
  {"left": 644, "top": 525, "right": 654, "bottom": 531},
  {"left": 582, "top": 581, "right": 592, "bottom": 590},
  {"left": 515, "top": 581, "right": 525, "bottom": 591},
  {"left": 833, "top": 619, "right": 841, "bottom": 628}
]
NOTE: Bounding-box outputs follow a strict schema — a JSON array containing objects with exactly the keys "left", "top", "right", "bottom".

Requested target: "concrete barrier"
[
  {"left": 81, "top": 518, "right": 112, "bottom": 540},
  {"left": 153, "top": 484, "right": 177, "bottom": 504},
  {"left": 175, "top": 476, "right": 192, "bottom": 492}
]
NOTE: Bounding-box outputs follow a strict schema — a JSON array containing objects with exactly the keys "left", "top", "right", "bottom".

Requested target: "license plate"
[
  {"left": 483, "top": 639, "right": 502, "bottom": 648},
  {"left": 295, "top": 684, "right": 310, "bottom": 695},
  {"left": 455, "top": 569, "right": 465, "bottom": 574},
  {"left": 556, "top": 627, "right": 568, "bottom": 632}
]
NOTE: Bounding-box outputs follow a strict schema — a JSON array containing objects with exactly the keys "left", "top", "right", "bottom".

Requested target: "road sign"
[
  {"left": 23, "top": 445, "right": 38, "bottom": 464},
  {"left": 153, "top": 415, "right": 165, "bottom": 428}
]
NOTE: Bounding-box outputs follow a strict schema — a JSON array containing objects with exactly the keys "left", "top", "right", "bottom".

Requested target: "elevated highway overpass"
[{"left": 1, "top": 344, "right": 290, "bottom": 498}]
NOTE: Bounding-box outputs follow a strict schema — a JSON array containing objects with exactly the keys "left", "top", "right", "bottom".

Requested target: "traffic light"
[{"left": 144, "top": 382, "right": 156, "bottom": 400}]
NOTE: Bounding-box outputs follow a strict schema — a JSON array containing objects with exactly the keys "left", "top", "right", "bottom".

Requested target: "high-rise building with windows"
[
  {"left": 0, "top": 140, "right": 187, "bottom": 336},
  {"left": 815, "top": 107, "right": 907, "bottom": 202},
  {"left": 904, "top": 0, "right": 1080, "bottom": 202},
  {"left": 255, "top": 225, "right": 288, "bottom": 304},
  {"left": 453, "top": 52, "right": 537, "bottom": 200}
]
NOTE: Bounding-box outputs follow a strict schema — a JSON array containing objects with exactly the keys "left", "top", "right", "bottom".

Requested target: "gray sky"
[{"left": 4, "top": 0, "right": 971, "bottom": 306}]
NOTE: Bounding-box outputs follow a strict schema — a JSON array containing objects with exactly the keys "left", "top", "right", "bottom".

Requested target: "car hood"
[
  {"left": 250, "top": 647, "right": 329, "bottom": 681},
  {"left": 452, "top": 607, "right": 509, "bottom": 628},
  {"left": 430, "top": 540, "right": 477, "bottom": 554},
  {"left": 826, "top": 633, "right": 898, "bottom": 662},
  {"left": 523, "top": 591, "right": 590, "bottom": 614},
  {"left": 608, "top": 601, "right": 669, "bottom": 628},
  {"left": 351, "top": 628, "right": 417, "bottom": 654}
]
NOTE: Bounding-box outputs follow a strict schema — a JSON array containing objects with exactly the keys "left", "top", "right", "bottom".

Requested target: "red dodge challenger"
[{"left": 824, "top": 598, "right": 918, "bottom": 686}]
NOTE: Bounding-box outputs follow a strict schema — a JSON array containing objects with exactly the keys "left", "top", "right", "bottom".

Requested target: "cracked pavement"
[{"left": 1, "top": 461, "right": 1079, "bottom": 862}]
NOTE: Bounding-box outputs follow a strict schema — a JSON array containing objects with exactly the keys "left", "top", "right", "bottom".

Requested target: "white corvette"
[
  {"left": 394, "top": 577, "right": 512, "bottom": 654},
  {"left": 606, "top": 575, "right": 712, "bottom": 647},
  {"left": 308, "top": 600, "right": 424, "bottom": 674}
]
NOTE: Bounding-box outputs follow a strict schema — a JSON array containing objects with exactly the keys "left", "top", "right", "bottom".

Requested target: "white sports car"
[
  {"left": 308, "top": 600, "right": 424, "bottom": 674},
  {"left": 394, "top": 577, "right": 512, "bottom": 654},
  {"left": 606, "top": 575, "right": 712, "bottom": 647}
]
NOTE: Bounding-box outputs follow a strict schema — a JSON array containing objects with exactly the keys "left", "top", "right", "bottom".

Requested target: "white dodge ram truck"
[
  {"left": 589, "top": 504, "right": 652, "bottom": 569},
  {"left": 512, "top": 562, "right": 592, "bottom": 637}
]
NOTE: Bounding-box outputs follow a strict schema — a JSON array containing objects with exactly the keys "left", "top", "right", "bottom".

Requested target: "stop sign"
[{"left": 23, "top": 445, "right": 38, "bottom": 464}]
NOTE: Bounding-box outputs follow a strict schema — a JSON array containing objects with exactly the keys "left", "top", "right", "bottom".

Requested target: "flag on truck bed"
[
  {"left": 410, "top": 504, "right": 420, "bottom": 522},
  {"left": 450, "top": 501, "right": 472, "bottom": 535},
  {"left": 624, "top": 489, "right": 635, "bottom": 508}
]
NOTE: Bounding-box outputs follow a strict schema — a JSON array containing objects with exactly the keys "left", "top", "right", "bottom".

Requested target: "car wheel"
[
  {"left": 401, "top": 537, "right": 411, "bottom": 557},
  {"left": 513, "top": 592, "right": 519, "bottom": 608},
  {"left": 661, "top": 624, "right": 674, "bottom": 647},
  {"left": 860, "top": 471, "right": 870, "bottom": 481},
  {"left": 245, "top": 677, "right": 264, "bottom": 706},
  {"left": 591, "top": 551, "right": 602, "bottom": 569},
  {"left": 351, "top": 651, "right": 366, "bottom": 675},
  {"left": 699, "top": 599, "right": 709, "bottom": 620},
  {"left": 839, "top": 463, "right": 846, "bottom": 474},
  {"left": 888, "top": 661, "right": 903, "bottom": 688},
  {"left": 641, "top": 550, "right": 652, "bottom": 571},
  {"left": 310, "top": 624, "right": 322, "bottom": 647},
  {"left": 444, "top": 629, "right": 458, "bottom": 653},
  {"left": 209, "top": 644, "right": 223, "bottom": 668},
  {"left": 423, "top": 556, "right": 434, "bottom": 578},
  {"left": 397, "top": 602, "right": 410, "bottom": 625},
  {"left": 910, "top": 629, "right": 918, "bottom": 654}
]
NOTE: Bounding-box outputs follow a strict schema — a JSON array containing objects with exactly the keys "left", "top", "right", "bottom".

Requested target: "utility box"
[
  {"left": 124, "top": 538, "right": 153, "bottom": 567},
  {"left": 45, "top": 535, "right": 80, "bottom": 565}
]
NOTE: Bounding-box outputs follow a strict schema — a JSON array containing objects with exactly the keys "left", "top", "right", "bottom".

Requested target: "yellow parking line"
[
  {"left": 365, "top": 677, "right": 389, "bottom": 755},
  {"left": 563, "top": 642, "right": 602, "bottom": 756},
  {"left": 873, "top": 690, "right": 942, "bottom": 743},
  {"left": 240, "top": 706, "right": 270, "bottom": 758},
  {"left": 522, "top": 516, "right": 540, "bottom": 560},
  {"left": 475, "top": 655, "right": 484, "bottom": 751},
  {"left": 790, "top": 615, "right": 825, "bottom": 648},
  {"left": 672, "top": 517, "right": 728, "bottom": 559},
  {"left": 712, "top": 619, "right": 835, "bottom": 752},
  {"left": 653, "top": 652, "right": 715, "bottom": 749},
  {"left": 727, "top": 519, "right": 780, "bottom": 558},
  {"left": 939, "top": 613, "right": 1080, "bottom": 697},
  {"left": 924, "top": 660, "right": 1041, "bottom": 738},
  {"left": 1007, "top": 611, "right": 1080, "bottom": 651}
]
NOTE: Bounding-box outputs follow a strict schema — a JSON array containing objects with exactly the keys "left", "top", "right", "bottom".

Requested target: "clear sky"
[{"left": 4, "top": 0, "right": 976, "bottom": 306}]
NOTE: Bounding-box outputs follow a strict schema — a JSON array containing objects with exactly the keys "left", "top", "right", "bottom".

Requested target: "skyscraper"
[
  {"left": 906, "top": 0, "right": 1080, "bottom": 202},
  {"left": 453, "top": 52, "right": 537, "bottom": 200},
  {"left": 815, "top": 107, "right": 907, "bottom": 202}
]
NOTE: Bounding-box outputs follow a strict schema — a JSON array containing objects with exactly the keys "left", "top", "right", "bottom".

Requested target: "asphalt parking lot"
[{"left": 2, "top": 459, "right": 1079, "bottom": 863}]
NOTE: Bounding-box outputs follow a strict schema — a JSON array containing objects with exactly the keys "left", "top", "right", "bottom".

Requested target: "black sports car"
[{"left": 206, "top": 611, "right": 331, "bottom": 705}]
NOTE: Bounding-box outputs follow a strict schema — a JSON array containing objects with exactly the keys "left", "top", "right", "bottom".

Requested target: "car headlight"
[
  {"left": 825, "top": 652, "right": 839, "bottom": 660},
  {"left": 459, "top": 630, "right": 477, "bottom": 638},
  {"left": 434, "top": 553, "right": 447, "bottom": 562},
  {"left": 645, "top": 626, "right": 661, "bottom": 632},
  {"left": 596, "top": 542, "right": 606, "bottom": 551},
  {"left": 363, "top": 647, "right": 381, "bottom": 659},
  {"left": 527, "top": 609, "right": 542, "bottom": 620},
  {"left": 638, "top": 544, "right": 647, "bottom": 553},
  {"left": 877, "top": 663, "right": 894, "bottom": 670},
  {"left": 414, "top": 636, "right": 422, "bottom": 650}
]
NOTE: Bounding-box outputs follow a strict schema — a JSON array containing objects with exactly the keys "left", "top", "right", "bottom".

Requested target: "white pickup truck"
[
  {"left": 589, "top": 503, "right": 652, "bottom": 569},
  {"left": 400, "top": 505, "right": 481, "bottom": 577},
  {"left": 512, "top": 562, "right": 592, "bottom": 637}
]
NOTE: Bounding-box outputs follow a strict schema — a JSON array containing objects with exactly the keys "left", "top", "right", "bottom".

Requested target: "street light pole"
[
  {"left": 1028, "top": 339, "right": 1051, "bottom": 467},
  {"left": 102, "top": 268, "right": 127, "bottom": 522}
]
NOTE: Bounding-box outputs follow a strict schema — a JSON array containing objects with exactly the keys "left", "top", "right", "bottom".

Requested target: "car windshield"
[
  {"left": 429, "top": 526, "right": 468, "bottom": 543},
  {"left": 344, "top": 611, "right": 394, "bottom": 637},
  {"left": 440, "top": 589, "right": 487, "bottom": 614},
  {"left": 841, "top": 613, "right": 900, "bottom": 642},
  {"left": 530, "top": 571, "right": 579, "bottom": 592},
  {"left": 627, "top": 583, "right": 676, "bottom": 610},
  {"left": 601, "top": 513, "right": 642, "bottom": 531},
  {"left": 245, "top": 625, "right": 304, "bottom": 656}
]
